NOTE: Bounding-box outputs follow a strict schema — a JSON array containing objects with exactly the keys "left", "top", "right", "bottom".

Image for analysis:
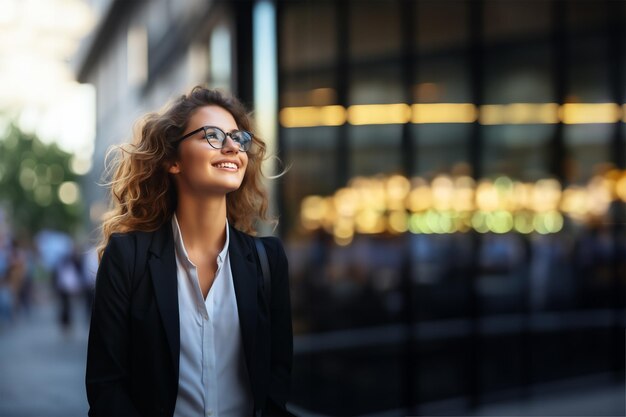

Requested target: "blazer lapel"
[
  {"left": 147, "top": 222, "right": 180, "bottom": 378},
  {"left": 228, "top": 225, "right": 259, "bottom": 388}
]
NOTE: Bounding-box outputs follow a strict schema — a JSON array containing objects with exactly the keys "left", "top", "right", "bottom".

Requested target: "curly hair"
[{"left": 97, "top": 86, "right": 271, "bottom": 259}]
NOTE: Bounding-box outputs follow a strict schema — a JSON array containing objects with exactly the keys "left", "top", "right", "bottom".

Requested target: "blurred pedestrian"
[
  {"left": 86, "top": 87, "right": 294, "bottom": 417},
  {"left": 0, "top": 239, "right": 29, "bottom": 324},
  {"left": 52, "top": 250, "right": 83, "bottom": 334},
  {"left": 0, "top": 239, "right": 13, "bottom": 326}
]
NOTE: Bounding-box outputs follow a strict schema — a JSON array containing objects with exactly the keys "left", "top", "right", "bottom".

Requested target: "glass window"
[
  {"left": 416, "top": 1, "right": 468, "bottom": 53},
  {"left": 413, "top": 124, "right": 470, "bottom": 177},
  {"left": 484, "top": 44, "right": 553, "bottom": 104},
  {"left": 349, "top": 0, "right": 400, "bottom": 60},
  {"left": 349, "top": 65, "right": 404, "bottom": 105},
  {"left": 564, "top": 2, "right": 611, "bottom": 182},
  {"left": 564, "top": 125, "right": 612, "bottom": 182},
  {"left": 483, "top": 0, "right": 550, "bottom": 42},
  {"left": 567, "top": 34, "right": 611, "bottom": 103},
  {"left": 282, "top": 72, "right": 336, "bottom": 107},
  {"left": 349, "top": 125, "right": 403, "bottom": 177},
  {"left": 281, "top": 1, "right": 337, "bottom": 72},
  {"left": 282, "top": 127, "right": 338, "bottom": 232},
  {"left": 482, "top": 125, "right": 554, "bottom": 181},
  {"left": 567, "top": 0, "right": 607, "bottom": 31}
]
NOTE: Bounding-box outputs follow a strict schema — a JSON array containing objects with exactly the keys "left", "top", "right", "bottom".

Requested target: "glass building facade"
[{"left": 276, "top": 1, "right": 625, "bottom": 415}]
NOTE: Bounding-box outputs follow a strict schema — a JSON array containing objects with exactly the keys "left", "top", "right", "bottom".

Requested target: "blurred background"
[{"left": 0, "top": 0, "right": 624, "bottom": 416}]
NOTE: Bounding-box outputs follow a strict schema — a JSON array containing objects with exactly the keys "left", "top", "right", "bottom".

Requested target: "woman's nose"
[{"left": 221, "top": 135, "right": 239, "bottom": 153}]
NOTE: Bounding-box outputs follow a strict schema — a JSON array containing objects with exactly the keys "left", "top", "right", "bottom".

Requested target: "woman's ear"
[{"left": 167, "top": 160, "right": 180, "bottom": 174}]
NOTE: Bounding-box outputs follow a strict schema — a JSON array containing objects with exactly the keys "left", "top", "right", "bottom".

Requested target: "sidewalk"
[{"left": 0, "top": 286, "right": 90, "bottom": 417}]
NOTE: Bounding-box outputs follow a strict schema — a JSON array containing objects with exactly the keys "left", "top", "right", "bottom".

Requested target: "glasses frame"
[{"left": 174, "top": 125, "right": 253, "bottom": 152}]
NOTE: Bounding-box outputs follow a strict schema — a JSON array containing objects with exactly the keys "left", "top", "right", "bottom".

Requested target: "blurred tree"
[{"left": 0, "top": 122, "right": 83, "bottom": 238}]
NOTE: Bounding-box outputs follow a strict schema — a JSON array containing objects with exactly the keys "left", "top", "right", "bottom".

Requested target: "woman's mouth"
[{"left": 212, "top": 162, "right": 239, "bottom": 171}]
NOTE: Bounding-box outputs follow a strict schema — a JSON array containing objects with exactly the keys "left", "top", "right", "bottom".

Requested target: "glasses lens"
[
  {"left": 231, "top": 131, "right": 252, "bottom": 152},
  {"left": 204, "top": 127, "right": 226, "bottom": 148}
]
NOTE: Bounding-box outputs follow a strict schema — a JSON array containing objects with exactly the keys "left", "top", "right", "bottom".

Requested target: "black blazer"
[{"left": 86, "top": 221, "right": 294, "bottom": 417}]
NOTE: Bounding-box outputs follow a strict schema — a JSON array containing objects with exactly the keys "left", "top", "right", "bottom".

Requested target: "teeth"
[{"left": 214, "top": 162, "right": 237, "bottom": 169}]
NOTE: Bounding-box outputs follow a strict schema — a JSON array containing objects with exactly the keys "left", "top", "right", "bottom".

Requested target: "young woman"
[{"left": 86, "top": 87, "right": 294, "bottom": 417}]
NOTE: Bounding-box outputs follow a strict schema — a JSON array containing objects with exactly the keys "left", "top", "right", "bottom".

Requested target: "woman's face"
[{"left": 169, "top": 105, "right": 249, "bottom": 196}]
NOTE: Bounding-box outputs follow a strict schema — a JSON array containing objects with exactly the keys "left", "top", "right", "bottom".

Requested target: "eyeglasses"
[{"left": 174, "top": 126, "right": 253, "bottom": 152}]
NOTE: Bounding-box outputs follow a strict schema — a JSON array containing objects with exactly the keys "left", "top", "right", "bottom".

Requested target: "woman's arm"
[
  {"left": 85, "top": 235, "right": 140, "bottom": 417},
  {"left": 263, "top": 237, "right": 295, "bottom": 416}
]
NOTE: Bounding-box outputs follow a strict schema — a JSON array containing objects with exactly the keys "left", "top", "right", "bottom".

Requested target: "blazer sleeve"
[
  {"left": 86, "top": 234, "right": 140, "bottom": 417},
  {"left": 262, "top": 237, "right": 296, "bottom": 417}
]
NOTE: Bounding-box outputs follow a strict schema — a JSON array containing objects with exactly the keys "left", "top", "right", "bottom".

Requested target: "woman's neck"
[{"left": 175, "top": 195, "right": 227, "bottom": 254}]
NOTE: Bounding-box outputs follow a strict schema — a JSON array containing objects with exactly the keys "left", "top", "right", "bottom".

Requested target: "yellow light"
[
  {"left": 334, "top": 235, "right": 353, "bottom": 246},
  {"left": 480, "top": 103, "right": 559, "bottom": 125},
  {"left": 279, "top": 105, "right": 346, "bottom": 128},
  {"left": 560, "top": 186, "right": 588, "bottom": 218},
  {"left": 458, "top": 211, "right": 473, "bottom": 232},
  {"left": 586, "top": 176, "right": 612, "bottom": 216},
  {"left": 300, "top": 195, "right": 327, "bottom": 230},
  {"left": 347, "top": 103, "right": 411, "bottom": 125},
  {"left": 494, "top": 176, "right": 515, "bottom": 210},
  {"left": 471, "top": 211, "right": 490, "bottom": 234},
  {"left": 411, "top": 103, "right": 477, "bottom": 123},
  {"left": 438, "top": 211, "right": 456, "bottom": 233},
  {"left": 333, "top": 187, "right": 360, "bottom": 217},
  {"left": 431, "top": 175, "right": 454, "bottom": 210},
  {"left": 388, "top": 211, "right": 408, "bottom": 233},
  {"left": 408, "top": 213, "right": 422, "bottom": 234},
  {"left": 532, "top": 179, "right": 562, "bottom": 212},
  {"left": 453, "top": 176, "right": 475, "bottom": 212},
  {"left": 407, "top": 185, "right": 432, "bottom": 212},
  {"left": 386, "top": 175, "right": 411, "bottom": 206},
  {"left": 355, "top": 209, "right": 385, "bottom": 234},
  {"left": 514, "top": 211, "right": 534, "bottom": 234},
  {"left": 357, "top": 178, "right": 387, "bottom": 211},
  {"left": 333, "top": 218, "right": 354, "bottom": 246},
  {"left": 533, "top": 213, "right": 549, "bottom": 235},
  {"left": 544, "top": 211, "right": 564, "bottom": 233},
  {"left": 560, "top": 103, "right": 621, "bottom": 124},
  {"left": 615, "top": 174, "right": 626, "bottom": 202},
  {"left": 476, "top": 181, "right": 499, "bottom": 211},
  {"left": 533, "top": 211, "right": 563, "bottom": 234},
  {"left": 426, "top": 210, "right": 443, "bottom": 234},
  {"left": 487, "top": 210, "right": 514, "bottom": 234},
  {"left": 513, "top": 182, "right": 533, "bottom": 210},
  {"left": 409, "top": 212, "right": 433, "bottom": 234}
]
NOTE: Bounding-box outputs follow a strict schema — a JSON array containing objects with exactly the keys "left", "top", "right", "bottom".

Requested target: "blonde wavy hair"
[{"left": 97, "top": 86, "right": 271, "bottom": 259}]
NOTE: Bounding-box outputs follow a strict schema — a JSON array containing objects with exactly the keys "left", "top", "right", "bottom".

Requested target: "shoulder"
[
  {"left": 102, "top": 229, "right": 157, "bottom": 267},
  {"left": 230, "top": 227, "right": 288, "bottom": 267},
  {"left": 258, "top": 236, "right": 289, "bottom": 275},
  {"left": 259, "top": 236, "right": 287, "bottom": 263}
]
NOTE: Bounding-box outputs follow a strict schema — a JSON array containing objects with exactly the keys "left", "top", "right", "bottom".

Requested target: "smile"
[{"left": 212, "top": 162, "right": 239, "bottom": 170}]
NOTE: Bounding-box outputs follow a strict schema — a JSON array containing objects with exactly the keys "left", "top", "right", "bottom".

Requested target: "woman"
[{"left": 86, "top": 87, "right": 294, "bottom": 417}]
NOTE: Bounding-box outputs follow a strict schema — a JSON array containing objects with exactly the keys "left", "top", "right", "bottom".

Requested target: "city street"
[
  {"left": 0, "top": 285, "right": 89, "bottom": 417},
  {"left": 0, "top": 283, "right": 623, "bottom": 417}
]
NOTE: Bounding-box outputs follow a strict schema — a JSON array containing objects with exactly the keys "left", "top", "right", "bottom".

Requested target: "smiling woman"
[{"left": 87, "top": 86, "right": 294, "bottom": 417}]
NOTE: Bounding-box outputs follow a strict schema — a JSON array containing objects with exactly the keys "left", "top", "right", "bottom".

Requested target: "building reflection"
[{"left": 75, "top": 0, "right": 625, "bottom": 415}]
